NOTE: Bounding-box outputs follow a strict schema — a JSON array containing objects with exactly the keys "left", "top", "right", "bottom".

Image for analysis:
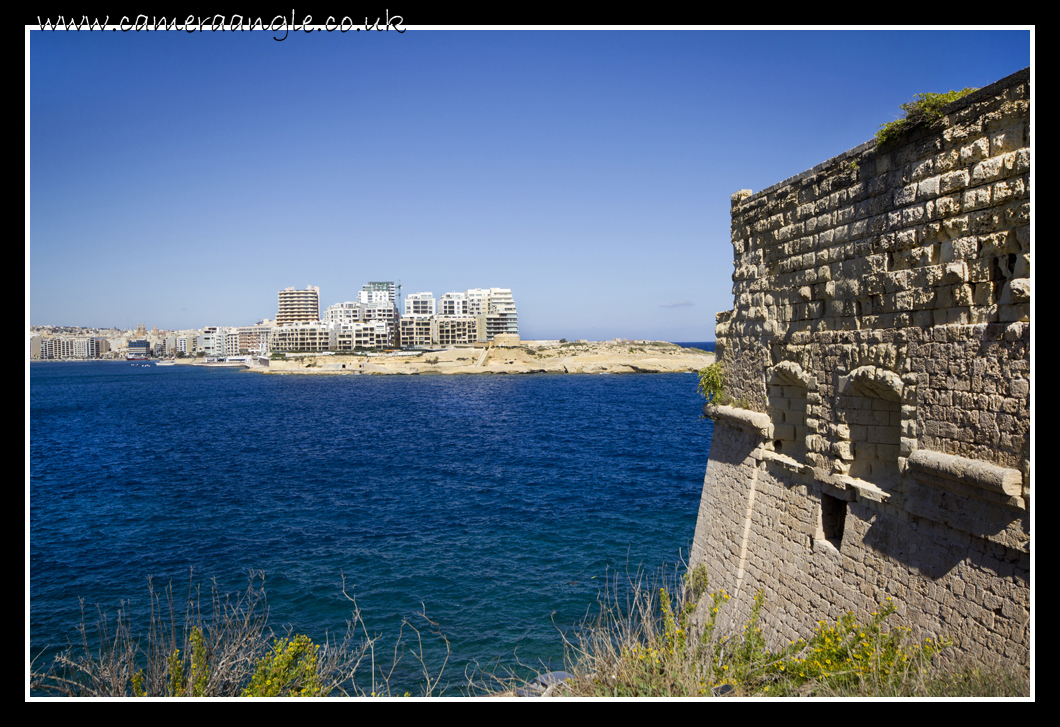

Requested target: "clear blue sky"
[{"left": 28, "top": 27, "right": 1031, "bottom": 340}]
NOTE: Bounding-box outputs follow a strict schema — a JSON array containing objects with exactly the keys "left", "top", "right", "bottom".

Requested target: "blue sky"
[{"left": 28, "top": 27, "right": 1031, "bottom": 340}]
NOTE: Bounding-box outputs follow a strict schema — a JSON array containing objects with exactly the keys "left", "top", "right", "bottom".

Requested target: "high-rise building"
[
  {"left": 477, "top": 288, "right": 519, "bottom": 341},
  {"left": 359, "top": 281, "right": 400, "bottom": 305},
  {"left": 277, "top": 286, "right": 320, "bottom": 325}
]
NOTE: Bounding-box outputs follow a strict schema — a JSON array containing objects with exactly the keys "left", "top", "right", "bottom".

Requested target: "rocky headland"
[{"left": 257, "top": 340, "right": 714, "bottom": 376}]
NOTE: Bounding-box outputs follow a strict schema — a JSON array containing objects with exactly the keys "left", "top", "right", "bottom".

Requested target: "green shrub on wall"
[
  {"left": 875, "top": 88, "right": 978, "bottom": 147},
  {"left": 697, "top": 363, "right": 726, "bottom": 404}
]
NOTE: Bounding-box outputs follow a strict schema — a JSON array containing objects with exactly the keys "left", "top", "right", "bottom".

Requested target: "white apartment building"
[
  {"left": 271, "top": 322, "right": 331, "bottom": 352},
  {"left": 361, "top": 302, "right": 398, "bottom": 347},
  {"left": 474, "top": 288, "right": 519, "bottom": 341},
  {"left": 199, "top": 327, "right": 224, "bottom": 357},
  {"left": 322, "top": 301, "right": 364, "bottom": 324},
  {"left": 432, "top": 316, "right": 481, "bottom": 347},
  {"left": 277, "top": 286, "right": 320, "bottom": 325},
  {"left": 358, "top": 281, "right": 399, "bottom": 305},
  {"left": 331, "top": 320, "right": 391, "bottom": 351},
  {"left": 224, "top": 330, "right": 241, "bottom": 357},
  {"left": 399, "top": 317, "right": 433, "bottom": 349},
  {"left": 438, "top": 292, "right": 468, "bottom": 316},
  {"left": 465, "top": 288, "right": 490, "bottom": 316},
  {"left": 404, "top": 292, "right": 436, "bottom": 317}
]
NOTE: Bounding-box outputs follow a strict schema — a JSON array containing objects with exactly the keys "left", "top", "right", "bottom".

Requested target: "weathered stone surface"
[{"left": 691, "top": 69, "right": 1030, "bottom": 667}]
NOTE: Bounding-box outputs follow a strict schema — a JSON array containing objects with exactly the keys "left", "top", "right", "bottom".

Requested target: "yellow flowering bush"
[
  {"left": 757, "top": 597, "right": 951, "bottom": 694},
  {"left": 562, "top": 566, "right": 954, "bottom": 697},
  {"left": 242, "top": 634, "right": 322, "bottom": 697}
]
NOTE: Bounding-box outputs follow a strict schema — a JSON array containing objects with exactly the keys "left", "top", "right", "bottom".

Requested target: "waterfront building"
[
  {"left": 224, "top": 330, "right": 241, "bottom": 357},
  {"left": 465, "top": 288, "right": 490, "bottom": 316},
  {"left": 399, "top": 316, "right": 433, "bottom": 349},
  {"left": 478, "top": 288, "right": 519, "bottom": 341},
  {"left": 198, "top": 327, "right": 224, "bottom": 358},
  {"left": 322, "top": 301, "right": 365, "bottom": 324},
  {"left": 330, "top": 320, "right": 390, "bottom": 351},
  {"left": 404, "top": 292, "right": 436, "bottom": 317},
  {"left": 360, "top": 301, "right": 399, "bottom": 347},
  {"left": 439, "top": 292, "right": 468, "bottom": 316},
  {"left": 432, "top": 316, "right": 481, "bottom": 347},
  {"left": 277, "top": 286, "right": 320, "bottom": 325},
  {"left": 127, "top": 339, "right": 151, "bottom": 358},
  {"left": 237, "top": 320, "right": 275, "bottom": 354},
  {"left": 271, "top": 322, "right": 331, "bottom": 353},
  {"left": 90, "top": 337, "right": 110, "bottom": 358},
  {"left": 72, "top": 338, "right": 90, "bottom": 359}
]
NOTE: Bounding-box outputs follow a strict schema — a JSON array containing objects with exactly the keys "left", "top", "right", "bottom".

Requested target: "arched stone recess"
[
  {"left": 834, "top": 365, "right": 903, "bottom": 491},
  {"left": 766, "top": 361, "right": 815, "bottom": 462}
]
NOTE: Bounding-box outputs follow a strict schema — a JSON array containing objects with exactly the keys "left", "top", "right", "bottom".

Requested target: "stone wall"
[{"left": 690, "top": 69, "right": 1030, "bottom": 665}]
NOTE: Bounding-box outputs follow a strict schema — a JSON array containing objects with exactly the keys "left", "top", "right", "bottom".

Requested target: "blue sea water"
[{"left": 29, "top": 355, "right": 714, "bottom": 695}]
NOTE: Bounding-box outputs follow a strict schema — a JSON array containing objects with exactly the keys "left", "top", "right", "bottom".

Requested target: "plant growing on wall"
[
  {"left": 875, "top": 88, "right": 978, "bottom": 147},
  {"left": 697, "top": 363, "right": 726, "bottom": 404}
]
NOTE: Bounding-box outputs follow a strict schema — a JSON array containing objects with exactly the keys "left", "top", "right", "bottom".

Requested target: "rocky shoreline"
[{"left": 255, "top": 340, "right": 714, "bottom": 376}]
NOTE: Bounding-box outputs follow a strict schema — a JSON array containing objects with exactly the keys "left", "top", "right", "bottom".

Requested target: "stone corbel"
[
  {"left": 907, "top": 449, "right": 1023, "bottom": 500},
  {"left": 703, "top": 403, "right": 772, "bottom": 439}
]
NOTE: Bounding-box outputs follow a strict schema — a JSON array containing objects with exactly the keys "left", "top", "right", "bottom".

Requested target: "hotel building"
[{"left": 277, "top": 286, "right": 321, "bottom": 325}]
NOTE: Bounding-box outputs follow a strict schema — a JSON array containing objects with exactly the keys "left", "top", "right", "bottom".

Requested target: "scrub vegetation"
[
  {"left": 30, "top": 572, "right": 448, "bottom": 698},
  {"left": 31, "top": 566, "right": 1027, "bottom": 697},
  {"left": 536, "top": 565, "right": 1028, "bottom": 697},
  {"left": 875, "top": 88, "right": 978, "bottom": 147}
]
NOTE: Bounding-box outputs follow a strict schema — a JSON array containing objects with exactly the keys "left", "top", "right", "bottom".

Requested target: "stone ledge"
[
  {"left": 907, "top": 449, "right": 1023, "bottom": 498},
  {"left": 703, "top": 403, "right": 771, "bottom": 438}
]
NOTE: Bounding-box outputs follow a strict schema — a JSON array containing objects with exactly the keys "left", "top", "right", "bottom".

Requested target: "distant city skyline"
[{"left": 28, "top": 27, "right": 1032, "bottom": 340}]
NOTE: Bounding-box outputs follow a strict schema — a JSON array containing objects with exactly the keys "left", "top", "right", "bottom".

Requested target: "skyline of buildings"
[{"left": 30, "top": 280, "right": 522, "bottom": 359}]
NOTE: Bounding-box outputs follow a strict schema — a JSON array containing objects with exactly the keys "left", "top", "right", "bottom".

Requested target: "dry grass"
[
  {"left": 30, "top": 571, "right": 449, "bottom": 697},
  {"left": 512, "top": 564, "right": 1028, "bottom": 698}
]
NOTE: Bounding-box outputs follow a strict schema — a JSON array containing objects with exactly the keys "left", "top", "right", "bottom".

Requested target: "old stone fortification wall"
[{"left": 690, "top": 69, "right": 1030, "bottom": 664}]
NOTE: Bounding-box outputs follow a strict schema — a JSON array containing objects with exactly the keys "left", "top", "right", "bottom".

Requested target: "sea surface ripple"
[{"left": 30, "top": 360, "right": 714, "bottom": 694}]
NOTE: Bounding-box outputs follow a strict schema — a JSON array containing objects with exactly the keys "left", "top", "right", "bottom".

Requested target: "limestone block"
[
  {"left": 936, "top": 195, "right": 961, "bottom": 217},
  {"left": 894, "top": 184, "right": 917, "bottom": 207},
  {"left": 992, "top": 177, "right": 1023, "bottom": 204},
  {"left": 773, "top": 423, "right": 796, "bottom": 442},
  {"left": 962, "top": 186, "right": 992, "bottom": 211},
  {"left": 1008, "top": 278, "right": 1029, "bottom": 303},
  {"left": 940, "top": 169, "right": 970, "bottom": 194},
  {"left": 952, "top": 237, "right": 978, "bottom": 260},
  {"left": 833, "top": 441, "right": 855, "bottom": 461},
  {"left": 935, "top": 148, "right": 959, "bottom": 172},
  {"left": 943, "top": 261, "right": 969, "bottom": 283},
  {"left": 998, "top": 303, "right": 1029, "bottom": 323},
  {"left": 989, "top": 131, "right": 1020, "bottom": 156},
  {"left": 971, "top": 156, "right": 1004, "bottom": 184},
  {"left": 1003, "top": 146, "right": 1028, "bottom": 176},
  {"left": 959, "top": 138, "right": 990, "bottom": 165}
]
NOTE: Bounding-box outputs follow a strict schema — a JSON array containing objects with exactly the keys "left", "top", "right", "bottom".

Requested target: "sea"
[{"left": 29, "top": 342, "right": 715, "bottom": 695}]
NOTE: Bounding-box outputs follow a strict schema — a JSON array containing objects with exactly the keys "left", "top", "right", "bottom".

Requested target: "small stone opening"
[{"left": 819, "top": 493, "right": 847, "bottom": 549}]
